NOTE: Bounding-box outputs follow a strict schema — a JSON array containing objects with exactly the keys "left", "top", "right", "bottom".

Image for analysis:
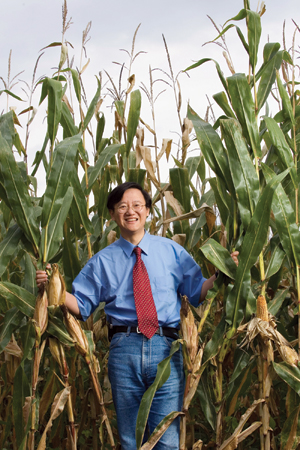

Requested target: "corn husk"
[
  {"left": 34, "top": 285, "right": 48, "bottom": 335},
  {"left": 48, "top": 264, "right": 66, "bottom": 306},
  {"left": 61, "top": 305, "right": 89, "bottom": 356},
  {"left": 180, "top": 295, "right": 198, "bottom": 364}
]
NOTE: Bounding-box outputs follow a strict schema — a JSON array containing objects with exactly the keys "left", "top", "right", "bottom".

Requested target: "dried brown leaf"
[
  {"left": 171, "top": 234, "right": 186, "bottom": 247},
  {"left": 157, "top": 138, "right": 172, "bottom": 162}
]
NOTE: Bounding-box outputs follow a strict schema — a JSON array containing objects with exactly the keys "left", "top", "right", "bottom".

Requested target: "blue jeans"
[{"left": 108, "top": 331, "right": 184, "bottom": 450}]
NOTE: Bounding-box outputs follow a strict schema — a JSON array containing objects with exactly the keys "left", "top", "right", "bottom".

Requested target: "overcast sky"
[{"left": 0, "top": 0, "right": 299, "bottom": 189}]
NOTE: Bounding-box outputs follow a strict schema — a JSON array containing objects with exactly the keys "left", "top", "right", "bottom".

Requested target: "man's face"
[{"left": 109, "top": 189, "right": 150, "bottom": 242}]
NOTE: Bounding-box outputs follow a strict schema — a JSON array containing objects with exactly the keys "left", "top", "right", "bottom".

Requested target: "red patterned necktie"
[{"left": 133, "top": 247, "right": 159, "bottom": 339}]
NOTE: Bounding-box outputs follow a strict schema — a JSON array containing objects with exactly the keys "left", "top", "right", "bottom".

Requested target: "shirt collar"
[{"left": 118, "top": 231, "right": 151, "bottom": 258}]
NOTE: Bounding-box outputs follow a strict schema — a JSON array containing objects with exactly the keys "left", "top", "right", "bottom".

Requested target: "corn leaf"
[
  {"left": 197, "top": 372, "right": 217, "bottom": 430},
  {"left": 184, "top": 58, "right": 228, "bottom": 95},
  {"left": 19, "top": 319, "right": 36, "bottom": 362},
  {"left": 69, "top": 167, "right": 93, "bottom": 234},
  {"left": 0, "top": 307, "right": 24, "bottom": 352},
  {"left": 213, "top": 92, "right": 235, "bottom": 118},
  {"left": 128, "top": 168, "right": 147, "bottom": 185},
  {"left": 257, "top": 48, "right": 282, "bottom": 111},
  {"left": 47, "top": 316, "right": 75, "bottom": 346},
  {"left": 273, "top": 362, "right": 300, "bottom": 396},
  {"left": 262, "top": 163, "right": 300, "bottom": 267},
  {"left": 37, "top": 386, "right": 71, "bottom": 450},
  {"left": 221, "top": 118, "right": 260, "bottom": 227},
  {"left": 246, "top": 11, "right": 261, "bottom": 70},
  {"left": 136, "top": 340, "right": 180, "bottom": 449},
  {"left": 268, "top": 288, "right": 289, "bottom": 317},
  {"left": 0, "top": 282, "right": 35, "bottom": 317},
  {"left": 280, "top": 405, "right": 300, "bottom": 450},
  {"left": 0, "top": 224, "right": 23, "bottom": 277},
  {"left": 13, "top": 364, "right": 30, "bottom": 448},
  {"left": 169, "top": 168, "right": 190, "bottom": 214},
  {"left": 86, "top": 143, "right": 121, "bottom": 195},
  {"left": 0, "top": 133, "right": 40, "bottom": 251},
  {"left": 82, "top": 78, "right": 101, "bottom": 132},
  {"left": 200, "top": 239, "right": 237, "bottom": 280},
  {"left": 0, "top": 110, "right": 15, "bottom": 148},
  {"left": 227, "top": 73, "right": 261, "bottom": 158},
  {"left": 41, "top": 186, "right": 73, "bottom": 263},
  {"left": 46, "top": 78, "right": 63, "bottom": 147},
  {"left": 226, "top": 169, "right": 290, "bottom": 328},
  {"left": 188, "top": 106, "right": 235, "bottom": 194},
  {"left": 125, "top": 89, "right": 141, "bottom": 156},
  {"left": 140, "top": 411, "right": 184, "bottom": 450},
  {"left": 263, "top": 116, "right": 297, "bottom": 189},
  {"left": 41, "top": 134, "right": 81, "bottom": 228},
  {"left": 62, "top": 224, "right": 82, "bottom": 293},
  {"left": 265, "top": 242, "right": 285, "bottom": 279},
  {"left": 276, "top": 71, "right": 295, "bottom": 127}
]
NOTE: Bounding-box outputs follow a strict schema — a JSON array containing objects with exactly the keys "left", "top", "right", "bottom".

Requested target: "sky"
[{"left": 0, "top": 0, "right": 299, "bottom": 191}]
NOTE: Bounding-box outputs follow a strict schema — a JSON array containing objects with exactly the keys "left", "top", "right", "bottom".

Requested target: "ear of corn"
[
  {"left": 256, "top": 295, "right": 269, "bottom": 322},
  {"left": 61, "top": 304, "right": 89, "bottom": 356},
  {"left": 48, "top": 264, "right": 66, "bottom": 306},
  {"left": 34, "top": 285, "right": 48, "bottom": 335}
]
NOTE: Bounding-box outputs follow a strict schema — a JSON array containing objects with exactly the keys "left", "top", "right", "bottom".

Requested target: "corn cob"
[
  {"left": 256, "top": 294, "right": 269, "bottom": 322},
  {"left": 47, "top": 264, "right": 66, "bottom": 306},
  {"left": 33, "top": 285, "right": 48, "bottom": 335},
  {"left": 61, "top": 304, "right": 89, "bottom": 356}
]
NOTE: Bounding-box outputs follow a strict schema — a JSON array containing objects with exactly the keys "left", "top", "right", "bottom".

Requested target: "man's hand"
[
  {"left": 36, "top": 263, "right": 51, "bottom": 288},
  {"left": 231, "top": 251, "right": 239, "bottom": 266}
]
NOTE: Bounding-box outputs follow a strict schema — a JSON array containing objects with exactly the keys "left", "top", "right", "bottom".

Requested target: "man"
[{"left": 37, "top": 181, "right": 238, "bottom": 449}]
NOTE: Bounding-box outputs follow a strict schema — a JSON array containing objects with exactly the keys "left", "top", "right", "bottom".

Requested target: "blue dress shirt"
[{"left": 72, "top": 232, "right": 206, "bottom": 328}]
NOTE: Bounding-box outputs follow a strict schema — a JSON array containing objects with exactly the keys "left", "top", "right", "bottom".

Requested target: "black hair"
[{"left": 106, "top": 182, "right": 152, "bottom": 210}]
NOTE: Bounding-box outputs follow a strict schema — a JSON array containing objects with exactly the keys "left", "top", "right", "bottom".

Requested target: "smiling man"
[{"left": 36, "top": 181, "right": 238, "bottom": 449}]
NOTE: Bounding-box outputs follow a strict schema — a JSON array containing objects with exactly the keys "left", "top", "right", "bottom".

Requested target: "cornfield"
[{"left": 1, "top": 0, "right": 300, "bottom": 448}]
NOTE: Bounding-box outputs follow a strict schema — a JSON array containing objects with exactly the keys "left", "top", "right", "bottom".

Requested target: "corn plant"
[{"left": 1, "top": 0, "right": 300, "bottom": 449}]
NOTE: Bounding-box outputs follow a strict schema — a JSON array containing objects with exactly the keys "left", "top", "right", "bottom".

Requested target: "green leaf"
[
  {"left": 226, "top": 169, "right": 290, "bottom": 328},
  {"left": 213, "top": 92, "right": 235, "bottom": 118},
  {"left": 0, "top": 282, "right": 35, "bottom": 317},
  {"left": 227, "top": 73, "right": 261, "bottom": 158},
  {"left": 265, "top": 241, "right": 286, "bottom": 279},
  {"left": 273, "top": 361, "right": 300, "bottom": 396},
  {"left": 69, "top": 166, "right": 93, "bottom": 234},
  {"left": 203, "top": 315, "right": 226, "bottom": 364},
  {"left": 82, "top": 77, "right": 101, "bottom": 132},
  {"left": 41, "top": 186, "right": 73, "bottom": 262},
  {"left": 70, "top": 68, "right": 81, "bottom": 102},
  {"left": 246, "top": 11, "right": 261, "bottom": 70},
  {"left": 136, "top": 340, "right": 180, "bottom": 448},
  {"left": 262, "top": 163, "right": 300, "bottom": 267},
  {"left": 0, "top": 110, "right": 15, "bottom": 148},
  {"left": 86, "top": 143, "right": 121, "bottom": 195},
  {"left": 268, "top": 288, "right": 289, "bottom": 317},
  {"left": 200, "top": 239, "right": 237, "bottom": 279},
  {"left": 96, "top": 113, "right": 105, "bottom": 153},
  {"left": 13, "top": 364, "right": 30, "bottom": 448},
  {"left": 0, "top": 89, "right": 23, "bottom": 102},
  {"left": 184, "top": 59, "right": 228, "bottom": 95},
  {"left": 127, "top": 168, "right": 147, "bottom": 186},
  {"left": 46, "top": 78, "right": 63, "bottom": 146},
  {"left": 140, "top": 411, "right": 184, "bottom": 450},
  {"left": 221, "top": 118, "right": 260, "bottom": 227},
  {"left": 41, "top": 134, "right": 81, "bottom": 228},
  {"left": 276, "top": 71, "right": 295, "bottom": 127},
  {"left": 197, "top": 372, "right": 217, "bottom": 430},
  {"left": 62, "top": 225, "right": 82, "bottom": 293},
  {"left": 47, "top": 316, "right": 75, "bottom": 345},
  {"left": 31, "top": 133, "right": 49, "bottom": 177},
  {"left": 0, "top": 133, "right": 40, "bottom": 252},
  {"left": 280, "top": 405, "right": 300, "bottom": 450},
  {"left": 23, "top": 252, "right": 38, "bottom": 295},
  {"left": 0, "top": 224, "right": 23, "bottom": 277},
  {"left": 169, "top": 168, "right": 190, "bottom": 213},
  {"left": 125, "top": 90, "right": 141, "bottom": 156},
  {"left": 20, "top": 319, "right": 36, "bottom": 362},
  {"left": 187, "top": 106, "right": 234, "bottom": 194},
  {"left": 0, "top": 307, "right": 24, "bottom": 353},
  {"left": 257, "top": 49, "right": 282, "bottom": 112},
  {"left": 263, "top": 116, "right": 297, "bottom": 190}
]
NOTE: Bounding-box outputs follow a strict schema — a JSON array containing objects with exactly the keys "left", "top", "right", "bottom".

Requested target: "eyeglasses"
[{"left": 116, "top": 203, "right": 146, "bottom": 214}]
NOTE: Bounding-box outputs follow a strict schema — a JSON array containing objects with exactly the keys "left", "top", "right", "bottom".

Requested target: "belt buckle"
[{"left": 136, "top": 326, "right": 141, "bottom": 334}]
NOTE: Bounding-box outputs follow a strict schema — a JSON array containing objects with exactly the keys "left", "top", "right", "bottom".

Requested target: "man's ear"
[{"left": 109, "top": 209, "right": 115, "bottom": 220}]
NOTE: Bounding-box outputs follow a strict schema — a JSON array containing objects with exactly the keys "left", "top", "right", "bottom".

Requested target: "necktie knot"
[{"left": 134, "top": 247, "right": 142, "bottom": 258}]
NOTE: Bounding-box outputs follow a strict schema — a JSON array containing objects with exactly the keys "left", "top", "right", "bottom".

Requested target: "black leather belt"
[{"left": 108, "top": 326, "right": 179, "bottom": 341}]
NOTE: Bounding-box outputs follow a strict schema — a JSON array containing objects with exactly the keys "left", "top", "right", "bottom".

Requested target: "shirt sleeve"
[
  {"left": 177, "top": 247, "right": 206, "bottom": 307},
  {"left": 72, "top": 257, "right": 103, "bottom": 321}
]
